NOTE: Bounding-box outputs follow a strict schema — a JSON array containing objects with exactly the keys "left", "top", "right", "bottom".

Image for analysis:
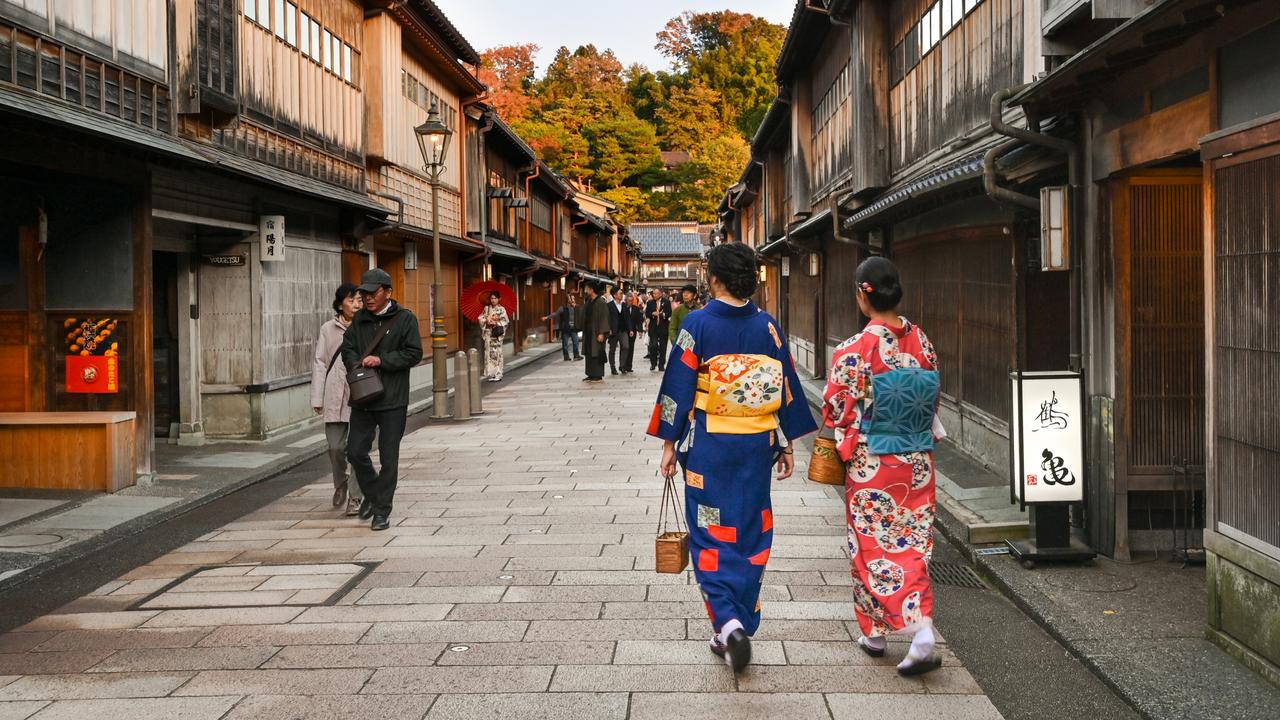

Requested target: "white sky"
[{"left": 432, "top": 0, "right": 796, "bottom": 73}]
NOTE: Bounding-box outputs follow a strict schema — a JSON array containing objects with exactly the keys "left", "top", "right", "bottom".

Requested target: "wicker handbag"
[
  {"left": 655, "top": 473, "right": 689, "bottom": 574},
  {"left": 808, "top": 425, "right": 846, "bottom": 486}
]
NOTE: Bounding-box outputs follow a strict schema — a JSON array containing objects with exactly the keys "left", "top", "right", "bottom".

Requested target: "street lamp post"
[{"left": 415, "top": 101, "right": 453, "bottom": 420}]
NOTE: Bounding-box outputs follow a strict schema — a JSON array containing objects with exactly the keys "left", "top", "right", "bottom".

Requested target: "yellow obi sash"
[{"left": 695, "top": 353, "right": 784, "bottom": 434}]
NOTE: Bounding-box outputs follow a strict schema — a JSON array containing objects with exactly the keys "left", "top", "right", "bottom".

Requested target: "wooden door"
[{"left": 1114, "top": 172, "right": 1206, "bottom": 489}]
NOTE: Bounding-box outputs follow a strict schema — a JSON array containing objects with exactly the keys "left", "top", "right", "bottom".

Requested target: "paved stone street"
[{"left": 0, "top": 359, "right": 1003, "bottom": 719}]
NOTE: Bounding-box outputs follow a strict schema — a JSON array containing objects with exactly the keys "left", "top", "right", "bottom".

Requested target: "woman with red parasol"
[{"left": 478, "top": 291, "right": 510, "bottom": 381}]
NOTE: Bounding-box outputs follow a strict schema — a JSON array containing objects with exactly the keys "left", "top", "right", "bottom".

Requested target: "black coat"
[
  {"left": 549, "top": 304, "right": 579, "bottom": 332},
  {"left": 644, "top": 298, "right": 671, "bottom": 336},
  {"left": 340, "top": 301, "right": 424, "bottom": 411},
  {"left": 625, "top": 305, "right": 645, "bottom": 336},
  {"left": 607, "top": 300, "right": 632, "bottom": 336}
]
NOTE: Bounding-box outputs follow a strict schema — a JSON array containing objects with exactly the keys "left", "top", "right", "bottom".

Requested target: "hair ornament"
[{"left": 860, "top": 282, "right": 874, "bottom": 294}]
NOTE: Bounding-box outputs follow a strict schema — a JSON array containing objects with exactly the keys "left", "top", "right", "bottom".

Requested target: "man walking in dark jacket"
[
  {"left": 581, "top": 281, "right": 612, "bottom": 382},
  {"left": 543, "top": 294, "right": 581, "bottom": 361},
  {"left": 621, "top": 291, "right": 644, "bottom": 373},
  {"left": 644, "top": 288, "right": 672, "bottom": 371},
  {"left": 342, "top": 268, "right": 423, "bottom": 531},
  {"left": 606, "top": 287, "right": 631, "bottom": 376}
]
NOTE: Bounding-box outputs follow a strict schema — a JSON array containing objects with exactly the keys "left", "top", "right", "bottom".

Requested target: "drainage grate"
[
  {"left": 928, "top": 561, "right": 987, "bottom": 589},
  {"left": 974, "top": 546, "right": 1011, "bottom": 557}
]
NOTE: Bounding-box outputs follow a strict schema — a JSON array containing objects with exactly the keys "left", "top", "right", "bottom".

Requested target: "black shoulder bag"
[{"left": 346, "top": 315, "right": 401, "bottom": 407}]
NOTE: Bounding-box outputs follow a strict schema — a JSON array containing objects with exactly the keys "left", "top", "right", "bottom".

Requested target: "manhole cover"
[
  {"left": 130, "top": 561, "right": 379, "bottom": 610},
  {"left": 0, "top": 534, "right": 64, "bottom": 548},
  {"left": 929, "top": 561, "right": 987, "bottom": 589}
]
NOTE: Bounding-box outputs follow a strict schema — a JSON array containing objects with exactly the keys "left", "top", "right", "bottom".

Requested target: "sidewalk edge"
[{"left": 0, "top": 344, "right": 561, "bottom": 595}]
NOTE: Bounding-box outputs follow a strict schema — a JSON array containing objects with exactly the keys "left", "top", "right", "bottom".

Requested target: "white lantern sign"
[{"left": 1009, "top": 370, "right": 1084, "bottom": 506}]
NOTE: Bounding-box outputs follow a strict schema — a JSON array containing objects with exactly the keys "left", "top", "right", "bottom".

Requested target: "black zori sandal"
[
  {"left": 896, "top": 653, "right": 942, "bottom": 676},
  {"left": 725, "top": 629, "right": 751, "bottom": 673},
  {"left": 857, "top": 636, "right": 886, "bottom": 658}
]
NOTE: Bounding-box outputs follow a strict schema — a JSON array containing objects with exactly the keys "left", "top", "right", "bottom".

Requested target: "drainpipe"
[
  {"left": 370, "top": 191, "right": 405, "bottom": 228},
  {"left": 984, "top": 85, "right": 1083, "bottom": 372},
  {"left": 469, "top": 111, "right": 495, "bottom": 279},
  {"left": 522, "top": 162, "right": 541, "bottom": 252}
]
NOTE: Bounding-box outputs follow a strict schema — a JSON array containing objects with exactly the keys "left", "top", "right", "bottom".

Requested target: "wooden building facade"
[
  {"left": 1008, "top": 0, "right": 1280, "bottom": 681},
  {"left": 724, "top": 0, "right": 1280, "bottom": 683}
]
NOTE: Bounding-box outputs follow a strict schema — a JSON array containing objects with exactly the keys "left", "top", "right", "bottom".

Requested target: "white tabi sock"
[
  {"left": 717, "top": 618, "right": 745, "bottom": 646},
  {"left": 897, "top": 624, "right": 936, "bottom": 670},
  {"left": 860, "top": 634, "right": 887, "bottom": 651}
]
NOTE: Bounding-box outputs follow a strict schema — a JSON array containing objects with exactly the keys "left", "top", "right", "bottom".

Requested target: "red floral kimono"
[{"left": 822, "top": 318, "right": 939, "bottom": 637}]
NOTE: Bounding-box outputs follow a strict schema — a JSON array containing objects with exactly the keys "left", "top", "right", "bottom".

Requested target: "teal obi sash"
[{"left": 861, "top": 367, "right": 940, "bottom": 455}]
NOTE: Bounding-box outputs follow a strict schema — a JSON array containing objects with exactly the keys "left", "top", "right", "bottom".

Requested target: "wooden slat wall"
[
  {"left": 1126, "top": 178, "right": 1205, "bottom": 472},
  {"left": 0, "top": 312, "right": 26, "bottom": 412},
  {"left": 888, "top": 0, "right": 1022, "bottom": 175},
  {"left": 369, "top": 165, "right": 462, "bottom": 238},
  {"left": 39, "top": 0, "right": 169, "bottom": 72},
  {"left": 387, "top": 46, "right": 462, "bottom": 189},
  {"left": 823, "top": 238, "right": 863, "bottom": 349},
  {"left": 809, "top": 24, "right": 853, "bottom": 198},
  {"left": 240, "top": 0, "right": 363, "bottom": 158},
  {"left": 199, "top": 246, "right": 252, "bottom": 385},
  {"left": 261, "top": 245, "right": 341, "bottom": 381},
  {"left": 402, "top": 249, "right": 460, "bottom": 353},
  {"left": 1213, "top": 151, "right": 1280, "bottom": 551},
  {"left": 897, "top": 229, "right": 1013, "bottom": 421}
]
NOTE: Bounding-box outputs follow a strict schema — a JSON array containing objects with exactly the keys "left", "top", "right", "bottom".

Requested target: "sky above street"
[{"left": 433, "top": 0, "right": 795, "bottom": 73}]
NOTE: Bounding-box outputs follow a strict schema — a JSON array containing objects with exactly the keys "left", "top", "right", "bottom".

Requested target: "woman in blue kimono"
[{"left": 648, "top": 242, "right": 817, "bottom": 673}]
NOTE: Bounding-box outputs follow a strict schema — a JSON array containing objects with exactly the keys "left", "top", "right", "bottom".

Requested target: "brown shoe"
[
  {"left": 345, "top": 497, "right": 361, "bottom": 517},
  {"left": 332, "top": 486, "right": 347, "bottom": 508}
]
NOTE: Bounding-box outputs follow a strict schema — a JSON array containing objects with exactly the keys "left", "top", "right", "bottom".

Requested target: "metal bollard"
[
  {"left": 453, "top": 351, "right": 471, "bottom": 420},
  {"left": 468, "top": 348, "right": 484, "bottom": 415}
]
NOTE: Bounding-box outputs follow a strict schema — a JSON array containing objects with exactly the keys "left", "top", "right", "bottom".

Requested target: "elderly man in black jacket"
[
  {"left": 341, "top": 268, "right": 423, "bottom": 531},
  {"left": 644, "top": 288, "right": 672, "bottom": 371}
]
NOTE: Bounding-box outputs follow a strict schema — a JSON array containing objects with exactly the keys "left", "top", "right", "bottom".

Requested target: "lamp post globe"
[{"left": 416, "top": 101, "right": 454, "bottom": 420}]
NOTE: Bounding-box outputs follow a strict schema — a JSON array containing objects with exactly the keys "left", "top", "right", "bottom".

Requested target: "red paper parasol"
[{"left": 461, "top": 280, "right": 517, "bottom": 322}]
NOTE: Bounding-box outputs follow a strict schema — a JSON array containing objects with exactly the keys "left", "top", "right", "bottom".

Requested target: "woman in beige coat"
[{"left": 312, "top": 283, "right": 362, "bottom": 515}]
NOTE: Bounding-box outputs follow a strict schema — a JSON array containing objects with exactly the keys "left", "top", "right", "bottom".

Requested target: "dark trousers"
[
  {"left": 560, "top": 330, "right": 580, "bottom": 360},
  {"left": 585, "top": 350, "right": 606, "bottom": 380},
  {"left": 621, "top": 333, "right": 637, "bottom": 372},
  {"left": 347, "top": 405, "right": 408, "bottom": 517},
  {"left": 608, "top": 334, "right": 629, "bottom": 374},
  {"left": 648, "top": 333, "right": 669, "bottom": 370}
]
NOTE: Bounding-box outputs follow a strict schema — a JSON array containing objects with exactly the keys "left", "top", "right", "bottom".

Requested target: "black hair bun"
[
  {"left": 855, "top": 257, "right": 904, "bottom": 312},
  {"left": 706, "top": 242, "right": 758, "bottom": 300}
]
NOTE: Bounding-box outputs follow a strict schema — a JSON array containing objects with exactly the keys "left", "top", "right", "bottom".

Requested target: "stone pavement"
[
  {"left": 0, "top": 358, "right": 1004, "bottom": 719},
  {"left": 0, "top": 344, "right": 561, "bottom": 590}
]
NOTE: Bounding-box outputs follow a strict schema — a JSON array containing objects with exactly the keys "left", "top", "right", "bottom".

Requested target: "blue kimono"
[{"left": 647, "top": 299, "right": 817, "bottom": 636}]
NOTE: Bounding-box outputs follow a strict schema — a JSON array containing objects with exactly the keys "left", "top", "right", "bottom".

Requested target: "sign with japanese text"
[
  {"left": 1009, "top": 371, "right": 1084, "bottom": 505},
  {"left": 259, "top": 215, "right": 285, "bottom": 262},
  {"left": 66, "top": 355, "right": 119, "bottom": 393}
]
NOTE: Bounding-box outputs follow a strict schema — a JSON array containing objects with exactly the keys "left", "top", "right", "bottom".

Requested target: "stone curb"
[
  {"left": 930, "top": 502, "right": 1154, "bottom": 719},
  {"left": 0, "top": 345, "right": 561, "bottom": 595}
]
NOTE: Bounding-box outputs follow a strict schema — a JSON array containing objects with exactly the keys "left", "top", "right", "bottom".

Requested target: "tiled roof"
[{"left": 630, "top": 223, "right": 704, "bottom": 257}]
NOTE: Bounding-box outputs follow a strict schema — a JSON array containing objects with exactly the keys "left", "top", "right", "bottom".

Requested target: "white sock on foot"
[
  {"left": 860, "top": 634, "right": 887, "bottom": 651},
  {"left": 718, "top": 618, "right": 744, "bottom": 646},
  {"left": 897, "top": 624, "right": 936, "bottom": 669}
]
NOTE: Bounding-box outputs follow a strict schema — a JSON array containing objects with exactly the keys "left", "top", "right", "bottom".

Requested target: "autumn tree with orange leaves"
[{"left": 477, "top": 10, "right": 783, "bottom": 224}]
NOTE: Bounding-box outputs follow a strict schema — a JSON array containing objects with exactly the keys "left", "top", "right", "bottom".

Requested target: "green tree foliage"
[
  {"left": 478, "top": 9, "right": 783, "bottom": 222},
  {"left": 655, "top": 80, "right": 724, "bottom": 152},
  {"left": 656, "top": 11, "right": 785, "bottom": 137},
  {"left": 652, "top": 134, "right": 750, "bottom": 223}
]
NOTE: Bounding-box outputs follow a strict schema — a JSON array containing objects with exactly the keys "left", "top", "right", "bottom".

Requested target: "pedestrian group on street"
[{"left": 310, "top": 253, "right": 945, "bottom": 679}]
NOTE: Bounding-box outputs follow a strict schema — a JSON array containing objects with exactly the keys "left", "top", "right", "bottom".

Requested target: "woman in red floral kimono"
[{"left": 822, "top": 257, "right": 943, "bottom": 676}]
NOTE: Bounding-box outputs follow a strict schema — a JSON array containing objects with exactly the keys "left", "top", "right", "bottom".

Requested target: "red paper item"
[{"left": 66, "top": 355, "right": 118, "bottom": 393}]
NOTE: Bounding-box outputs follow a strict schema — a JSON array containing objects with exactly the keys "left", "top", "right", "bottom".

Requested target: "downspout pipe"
[
  {"left": 522, "top": 163, "right": 541, "bottom": 252},
  {"left": 476, "top": 111, "right": 495, "bottom": 275},
  {"left": 984, "top": 85, "right": 1083, "bottom": 372}
]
